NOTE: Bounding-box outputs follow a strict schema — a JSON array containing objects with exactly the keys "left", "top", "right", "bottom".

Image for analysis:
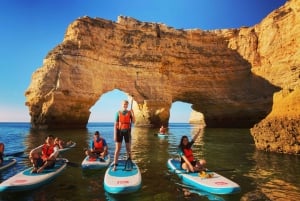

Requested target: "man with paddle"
[
  {"left": 178, "top": 125, "right": 206, "bottom": 173},
  {"left": 112, "top": 99, "right": 135, "bottom": 171}
]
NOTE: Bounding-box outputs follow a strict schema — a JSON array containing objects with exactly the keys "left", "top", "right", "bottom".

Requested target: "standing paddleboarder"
[{"left": 112, "top": 99, "right": 135, "bottom": 171}]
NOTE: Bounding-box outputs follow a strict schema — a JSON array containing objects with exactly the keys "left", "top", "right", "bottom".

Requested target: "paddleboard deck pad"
[
  {"left": 81, "top": 155, "right": 110, "bottom": 169},
  {"left": 104, "top": 158, "right": 141, "bottom": 194}
]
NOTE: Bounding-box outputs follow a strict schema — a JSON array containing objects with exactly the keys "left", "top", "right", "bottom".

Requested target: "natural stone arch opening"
[
  {"left": 24, "top": 1, "right": 300, "bottom": 154},
  {"left": 25, "top": 16, "right": 280, "bottom": 130},
  {"left": 169, "top": 101, "right": 192, "bottom": 123},
  {"left": 89, "top": 89, "right": 128, "bottom": 123}
]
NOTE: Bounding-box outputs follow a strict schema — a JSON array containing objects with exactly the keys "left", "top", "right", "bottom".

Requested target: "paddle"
[
  {"left": 10, "top": 154, "right": 80, "bottom": 167},
  {"left": 123, "top": 157, "right": 133, "bottom": 171},
  {"left": 4, "top": 151, "right": 25, "bottom": 157},
  {"left": 176, "top": 168, "right": 236, "bottom": 175},
  {"left": 175, "top": 182, "right": 226, "bottom": 201}
]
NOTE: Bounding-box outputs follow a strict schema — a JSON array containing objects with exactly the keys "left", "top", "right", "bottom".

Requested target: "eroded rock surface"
[{"left": 25, "top": 0, "right": 299, "bottom": 154}]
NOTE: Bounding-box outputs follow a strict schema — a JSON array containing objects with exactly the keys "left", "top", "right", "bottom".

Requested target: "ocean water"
[{"left": 0, "top": 122, "right": 299, "bottom": 201}]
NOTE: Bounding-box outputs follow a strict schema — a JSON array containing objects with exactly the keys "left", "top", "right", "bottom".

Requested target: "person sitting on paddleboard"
[
  {"left": 0, "top": 142, "right": 4, "bottom": 165},
  {"left": 29, "top": 135, "right": 59, "bottom": 173},
  {"left": 85, "top": 131, "right": 108, "bottom": 161},
  {"left": 178, "top": 125, "right": 206, "bottom": 172},
  {"left": 159, "top": 125, "right": 167, "bottom": 134},
  {"left": 54, "top": 137, "right": 73, "bottom": 149}
]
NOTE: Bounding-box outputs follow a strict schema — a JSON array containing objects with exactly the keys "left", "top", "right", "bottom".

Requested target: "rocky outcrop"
[{"left": 25, "top": 0, "right": 299, "bottom": 154}]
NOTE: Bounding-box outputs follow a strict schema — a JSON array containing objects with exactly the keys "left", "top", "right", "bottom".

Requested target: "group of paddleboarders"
[{"left": 24, "top": 99, "right": 205, "bottom": 174}]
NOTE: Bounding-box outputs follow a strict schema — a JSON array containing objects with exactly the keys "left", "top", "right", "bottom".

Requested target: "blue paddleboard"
[
  {"left": 104, "top": 158, "right": 141, "bottom": 194},
  {"left": 81, "top": 155, "right": 110, "bottom": 169},
  {"left": 167, "top": 158, "right": 240, "bottom": 195},
  {"left": 0, "top": 158, "right": 68, "bottom": 192}
]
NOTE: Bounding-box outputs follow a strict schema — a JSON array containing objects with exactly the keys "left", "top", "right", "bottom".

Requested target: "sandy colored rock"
[{"left": 25, "top": 1, "right": 299, "bottom": 154}]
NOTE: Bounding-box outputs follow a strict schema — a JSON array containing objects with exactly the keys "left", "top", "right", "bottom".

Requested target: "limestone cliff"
[{"left": 25, "top": 0, "right": 299, "bottom": 154}]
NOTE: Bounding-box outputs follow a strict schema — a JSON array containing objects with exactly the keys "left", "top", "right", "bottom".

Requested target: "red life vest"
[
  {"left": 118, "top": 111, "right": 131, "bottom": 130},
  {"left": 41, "top": 144, "right": 55, "bottom": 160},
  {"left": 183, "top": 148, "right": 194, "bottom": 162},
  {"left": 94, "top": 139, "right": 104, "bottom": 151}
]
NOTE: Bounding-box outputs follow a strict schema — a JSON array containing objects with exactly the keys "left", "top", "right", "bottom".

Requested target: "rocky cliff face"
[{"left": 25, "top": 0, "right": 299, "bottom": 154}]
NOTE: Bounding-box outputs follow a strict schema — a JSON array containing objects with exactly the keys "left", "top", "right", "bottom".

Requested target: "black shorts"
[
  {"left": 36, "top": 157, "right": 55, "bottom": 169},
  {"left": 181, "top": 159, "right": 197, "bottom": 167},
  {"left": 116, "top": 129, "right": 131, "bottom": 143}
]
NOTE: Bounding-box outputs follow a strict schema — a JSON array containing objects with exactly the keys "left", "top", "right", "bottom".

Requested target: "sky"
[{"left": 0, "top": 0, "right": 286, "bottom": 123}]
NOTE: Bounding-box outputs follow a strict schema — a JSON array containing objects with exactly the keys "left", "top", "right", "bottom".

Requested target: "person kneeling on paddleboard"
[
  {"left": 178, "top": 125, "right": 207, "bottom": 172},
  {"left": 85, "top": 131, "right": 108, "bottom": 161},
  {"left": 29, "top": 135, "right": 59, "bottom": 173}
]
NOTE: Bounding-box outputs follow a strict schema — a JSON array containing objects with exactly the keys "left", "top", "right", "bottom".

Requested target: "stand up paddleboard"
[
  {"left": 157, "top": 133, "right": 168, "bottom": 138},
  {"left": 167, "top": 158, "right": 240, "bottom": 195},
  {"left": 58, "top": 142, "right": 76, "bottom": 153},
  {"left": 81, "top": 155, "right": 110, "bottom": 169},
  {"left": 0, "top": 158, "right": 17, "bottom": 172},
  {"left": 104, "top": 158, "right": 142, "bottom": 194},
  {"left": 0, "top": 158, "right": 68, "bottom": 192}
]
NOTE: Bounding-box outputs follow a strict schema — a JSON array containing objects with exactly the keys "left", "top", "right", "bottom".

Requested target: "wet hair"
[
  {"left": 48, "top": 135, "right": 54, "bottom": 139},
  {"left": 94, "top": 131, "right": 100, "bottom": 135},
  {"left": 178, "top": 135, "right": 189, "bottom": 149}
]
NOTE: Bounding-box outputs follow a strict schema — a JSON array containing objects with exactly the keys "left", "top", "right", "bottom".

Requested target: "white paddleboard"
[
  {"left": 81, "top": 155, "right": 110, "bottom": 169},
  {"left": 167, "top": 158, "right": 240, "bottom": 195},
  {"left": 58, "top": 142, "right": 76, "bottom": 153},
  {"left": 104, "top": 158, "right": 142, "bottom": 194},
  {"left": 0, "top": 158, "right": 68, "bottom": 192},
  {"left": 157, "top": 133, "right": 168, "bottom": 138},
  {"left": 0, "top": 158, "right": 17, "bottom": 171}
]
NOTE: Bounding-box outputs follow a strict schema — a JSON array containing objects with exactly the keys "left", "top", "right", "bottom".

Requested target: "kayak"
[
  {"left": 167, "top": 158, "right": 240, "bottom": 195},
  {"left": 81, "top": 155, "right": 111, "bottom": 169},
  {"left": 0, "top": 158, "right": 68, "bottom": 192},
  {"left": 58, "top": 142, "right": 76, "bottom": 153},
  {"left": 104, "top": 158, "right": 142, "bottom": 194},
  {"left": 0, "top": 158, "right": 17, "bottom": 171}
]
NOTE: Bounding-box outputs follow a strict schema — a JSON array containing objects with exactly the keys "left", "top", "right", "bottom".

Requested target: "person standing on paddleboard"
[
  {"left": 178, "top": 125, "right": 206, "bottom": 172},
  {"left": 113, "top": 99, "right": 135, "bottom": 171}
]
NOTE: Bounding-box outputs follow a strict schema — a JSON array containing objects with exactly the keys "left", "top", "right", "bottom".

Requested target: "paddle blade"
[{"left": 124, "top": 157, "right": 133, "bottom": 171}]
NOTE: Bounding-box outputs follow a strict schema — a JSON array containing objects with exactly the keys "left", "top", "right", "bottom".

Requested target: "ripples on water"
[{"left": 0, "top": 122, "right": 299, "bottom": 201}]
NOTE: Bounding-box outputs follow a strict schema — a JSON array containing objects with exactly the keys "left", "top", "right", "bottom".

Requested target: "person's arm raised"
[{"left": 192, "top": 125, "right": 205, "bottom": 142}]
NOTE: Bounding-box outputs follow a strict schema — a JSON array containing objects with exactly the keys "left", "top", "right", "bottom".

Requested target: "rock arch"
[
  {"left": 25, "top": 16, "right": 279, "bottom": 129},
  {"left": 25, "top": 0, "right": 300, "bottom": 154}
]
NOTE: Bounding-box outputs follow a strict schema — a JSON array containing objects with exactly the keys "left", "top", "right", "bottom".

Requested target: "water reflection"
[
  {"left": 245, "top": 150, "right": 300, "bottom": 200},
  {"left": 0, "top": 123, "right": 299, "bottom": 201}
]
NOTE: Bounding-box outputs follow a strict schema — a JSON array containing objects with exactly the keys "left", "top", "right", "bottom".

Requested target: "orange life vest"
[
  {"left": 183, "top": 148, "right": 194, "bottom": 162},
  {"left": 41, "top": 144, "right": 55, "bottom": 160},
  {"left": 118, "top": 111, "right": 131, "bottom": 130},
  {"left": 94, "top": 139, "right": 104, "bottom": 151}
]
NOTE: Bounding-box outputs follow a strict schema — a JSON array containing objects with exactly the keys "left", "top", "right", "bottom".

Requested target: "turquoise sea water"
[{"left": 0, "top": 122, "right": 299, "bottom": 201}]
